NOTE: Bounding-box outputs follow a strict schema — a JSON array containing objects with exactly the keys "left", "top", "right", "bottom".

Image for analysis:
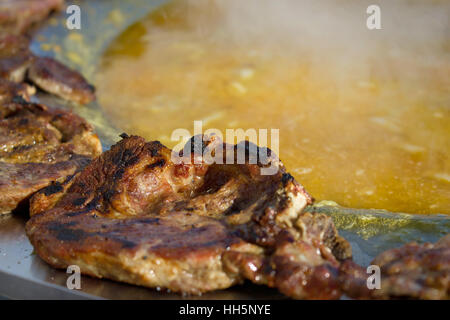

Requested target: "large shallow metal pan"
[{"left": 0, "top": 0, "right": 449, "bottom": 299}]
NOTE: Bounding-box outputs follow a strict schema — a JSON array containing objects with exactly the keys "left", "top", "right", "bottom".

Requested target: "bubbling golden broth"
[{"left": 96, "top": 0, "right": 450, "bottom": 214}]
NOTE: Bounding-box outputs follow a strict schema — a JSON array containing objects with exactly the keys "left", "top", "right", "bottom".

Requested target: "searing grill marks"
[{"left": 26, "top": 134, "right": 354, "bottom": 298}]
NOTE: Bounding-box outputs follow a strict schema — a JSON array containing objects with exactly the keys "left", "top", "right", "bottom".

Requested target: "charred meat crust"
[
  {"left": 27, "top": 134, "right": 353, "bottom": 298},
  {"left": 0, "top": 99, "right": 102, "bottom": 214}
]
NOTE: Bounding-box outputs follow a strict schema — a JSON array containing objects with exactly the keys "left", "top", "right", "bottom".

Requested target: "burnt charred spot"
[
  {"left": 136, "top": 218, "right": 160, "bottom": 224},
  {"left": 18, "top": 118, "right": 28, "bottom": 126},
  {"left": 147, "top": 159, "right": 166, "bottom": 170},
  {"left": 114, "top": 167, "right": 125, "bottom": 180},
  {"left": 41, "top": 182, "right": 63, "bottom": 196},
  {"left": 281, "top": 173, "right": 294, "bottom": 186},
  {"left": 65, "top": 198, "right": 99, "bottom": 217},
  {"left": 111, "top": 148, "right": 131, "bottom": 166},
  {"left": 63, "top": 174, "right": 75, "bottom": 183},
  {"left": 66, "top": 210, "right": 88, "bottom": 217},
  {"left": 103, "top": 188, "right": 116, "bottom": 202},
  {"left": 122, "top": 148, "right": 135, "bottom": 161},
  {"left": 148, "top": 141, "right": 163, "bottom": 157},
  {"left": 128, "top": 155, "right": 141, "bottom": 166},
  {"left": 87, "top": 83, "right": 95, "bottom": 92},
  {"left": 187, "top": 226, "right": 209, "bottom": 234},
  {"left": 119, "top": 133, "right": 129, "bottom": 139},
  {"left": 120, "top": 239, "right": 137, "bottom": 249},
  {"left": 47, "top": 222, "right": 88, "bottom": 242},
  {"left": 72, "top": 197, "right": 86, "bottom": 206},
  {"left": 111, "top": 145, "right": 142, "bottom": 169},
  {"left": 11, "top": 95, "right": 28, "bottom": 105}
]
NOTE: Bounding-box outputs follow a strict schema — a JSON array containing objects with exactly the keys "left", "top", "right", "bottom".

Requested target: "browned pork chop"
[
  {"left": 0, "top": 99, "right": 101, "bottom": 214},
  {"left": 27, "top": 134, "right": 352, "bottom": 298},
  {"left": 28, "top": 57, "right": 96, "bottom": 104},
  {"left": 339, "top": 234, "right": 450, "bottom": 300}
]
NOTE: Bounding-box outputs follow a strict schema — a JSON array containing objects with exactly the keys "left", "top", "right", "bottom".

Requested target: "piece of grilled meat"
[
  {"left": 0, "top": 2, "right": 96, "bottom": 105},
  {"left": 0, "top": 36, "right": 96, "bottom": 104},
  {"left": 28, "top": 57, "right": 96, "bottom": 104},
  {"left": 0, "top": 0, "right": 63, "bottom": 36},
  {"left": 27, "top": 134, "right": 352, "bottom": 298},
  {"left": 0, "top": 99, "right": 101, "bottom": 214},
  {"left": 340, "top": 234, "right": 450, "bottom": 299}
]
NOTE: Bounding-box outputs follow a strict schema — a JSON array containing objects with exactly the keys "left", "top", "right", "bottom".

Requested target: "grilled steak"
[
  {"left": 340, "top": 234, "right": 450, "bottom": 299},
  {"left": 0, "top": 99, "right": 101, "bottom": 214},
  {"left": 28, "top": 57, "right": 96, "bottom": 104},
  {"left": 27, "top": 134, "right": 352, "bottom": 298},
  {"left": 0, "top": 0, "right": 63, "bottom": 36}
]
